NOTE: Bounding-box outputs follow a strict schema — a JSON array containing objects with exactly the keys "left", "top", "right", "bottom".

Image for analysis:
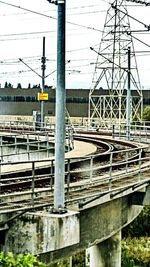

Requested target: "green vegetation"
[
  {"left": 122, "top": 237, "right": 150, "bottom": 267},
  {"left": 143, "top": 106, "right": 150, "bottom": 121},
  {"left": 0, "top": 252, "right": 87, "bottom": 267},
  {"left": 122, "top": 206, "right": 150, "bottom": 267},
  {"left": 4, "top": 82, "right": 13, "bottom": 89},
  {"left": 0, "top": 253, "right": 46, "bottom": 267},
  {"left": 45, "top": 253, "right": 86, "bottom": 267},
  {"left": 3, "top": 82, "right": 53, "bottom": 89},
  {"left": 122, "top": 206, "right": 150, "bottom": 237}
]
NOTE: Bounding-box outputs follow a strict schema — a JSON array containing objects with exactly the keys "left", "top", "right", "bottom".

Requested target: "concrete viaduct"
[
  {"left": 4, "top": 183, "right": 150, "bottom": 267},
  {"left": 0, "top": 124, "right": 149, "bottom": 267}
]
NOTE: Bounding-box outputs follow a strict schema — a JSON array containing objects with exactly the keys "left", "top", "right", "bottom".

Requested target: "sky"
[{"left": 0, "top": 0, "right": 150, "bottom": 89}]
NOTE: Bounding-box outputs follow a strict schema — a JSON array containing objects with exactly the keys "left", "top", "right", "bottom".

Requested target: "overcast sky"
[{"left": 0, "top": 0, "right": 150, "bottom": 89}]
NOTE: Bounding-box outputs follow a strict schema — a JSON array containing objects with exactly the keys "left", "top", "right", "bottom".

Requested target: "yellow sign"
[{"left": 38, "top": 93, "right": 48, "bottom": 101}]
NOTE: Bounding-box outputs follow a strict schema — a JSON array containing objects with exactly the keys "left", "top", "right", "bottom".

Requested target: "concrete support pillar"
[{"left": 89, "top": 230, "right": 121, "bottom": 267}]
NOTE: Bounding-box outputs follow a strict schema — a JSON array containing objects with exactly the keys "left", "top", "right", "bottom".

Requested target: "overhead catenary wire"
[
  {"left": 0, "top": 0, "right": 149, "bottom": 88},
  {"left": 0, "top": 4, "right": 107, "bottom": 16},
  {"left": 0, "top": 0, "right": 103, "bottom": 32},
  {"left": 0, "top": 29, "right": 101, "bottom": 42},
  {"left": 0, "top": 42, "right": 100, "bottom": 63},
  {"left": 0, "top": 9, "right": 107, "bottom": 17}
]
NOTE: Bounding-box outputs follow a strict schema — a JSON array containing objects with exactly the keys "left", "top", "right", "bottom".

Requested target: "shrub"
[
  {"left": 0, "top": 252, "right": 46, "bottom": 267},
  {"left": 123, "top": 206, "right": 150, "bottom": 237},
  {"left": 122, "top": 237, "right": 150, "bottom": 267}
]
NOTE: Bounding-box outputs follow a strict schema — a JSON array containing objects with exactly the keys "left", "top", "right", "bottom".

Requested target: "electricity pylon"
[{"left": 88, "top": 0, "right": 143, "bottom": 128}]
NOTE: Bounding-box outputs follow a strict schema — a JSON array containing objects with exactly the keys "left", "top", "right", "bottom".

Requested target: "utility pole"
[
  {"left": 19, "top": 37, "right": 47, "bottom": 127},
  {"left": 126, "top": 47, "right": 131, "bottom": 140},
  {"left": 47, "top": 0, "right": 66, "bottom": 211},
  {"left": 54, "top": 0, "right": 66, "bottom": 211},
  {"left": 41, "top": 36, "right": 46, "bottom": 127}
]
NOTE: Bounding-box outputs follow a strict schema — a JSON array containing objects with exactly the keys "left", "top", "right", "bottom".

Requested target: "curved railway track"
[{"left": 0, "top": 128, "right": 149, "bottom": 215}]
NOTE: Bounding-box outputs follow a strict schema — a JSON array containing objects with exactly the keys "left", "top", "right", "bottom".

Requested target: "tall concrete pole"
[
  {"left": 41, "top": 36, "right": 46, "bottom": 127},
  {"left": 126, "top": 46, "right": 131, "bottom": 140},
  {"left": 54, "top": 0, "right": 66, "bottom": 211}
]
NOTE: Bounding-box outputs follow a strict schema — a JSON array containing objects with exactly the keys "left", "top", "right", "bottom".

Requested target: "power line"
[
  {"left": 111, "top": 3, "right": 150, "bottom": 30},
  {"left": 0, "top": 67, "right": 41, "bottom": 76},
  {"left": 126, "top": 0, "right": 150, "bottom": 5},
  {"left": 2, "top": 49, "right": 150, "bottom": 67},
  {"left": 0, "top": 31, "right": 99, "bottom": 42},
  {"left": 0, "top": 26, "right": 100, "bottom": 41},
  {"left": 0, "top": 1, "right": 56, "bottom": 19},
  {"left": 67, "top": 10, "right": 107, "bottom": 16},
  {"left": 0, "top": 30, "right": 56, "bottom": 37},
  {"left": 0, "top": 1, "right": 103, "bottom": 32},
  {"left": 0, "top": 9, "right": 106, "bottom": 18},
  {"left": 110, "top": 4, "right": 150, "bottom": 49},
  {"left": 130, "top": 34, "right": 150, "bottom": 48},
  {"left": 0, "top": 47, "right": 97, "bottom": 63}
]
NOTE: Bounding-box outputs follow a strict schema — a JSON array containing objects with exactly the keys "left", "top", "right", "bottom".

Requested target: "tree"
[
  {"left": 143, "top": 106, "right": 150, "bottom": 121},
  {"left": 32, "top": 84, "right": 41, "bottom": 89},
  {"left": 4, "top": 81, "right": 8, "bottom": 88},
  {"left": 17, "top": 83, "right": 22, "bottom": 89},
  {"left": 4, "top": 82, "right": 13, "bottom": 88},
  {"left": 8, "top": 83, "right": 13, "bottom": 88}
]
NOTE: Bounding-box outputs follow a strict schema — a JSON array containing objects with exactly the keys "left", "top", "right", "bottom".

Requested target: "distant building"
[{"left": 0, "top": 88, "right": 149, "bottom": 117}]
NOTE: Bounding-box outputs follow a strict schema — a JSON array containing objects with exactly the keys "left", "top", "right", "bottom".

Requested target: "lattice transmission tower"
[{"left": 88, "top": 0, "right": 143, "bottom": 128}]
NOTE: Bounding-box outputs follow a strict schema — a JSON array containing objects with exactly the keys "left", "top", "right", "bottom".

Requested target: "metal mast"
[
  {"left": 41, "top": 36, "right": 46, "bottom": 126},
  {"left": 47, "top": 0, "right": 66, "bottom": 211},
  {"left": 54, "top": 0, "right": 66, "bottom": 211},
  {"left": 88, "top": 0, "right": 143, "bottom": 128}
]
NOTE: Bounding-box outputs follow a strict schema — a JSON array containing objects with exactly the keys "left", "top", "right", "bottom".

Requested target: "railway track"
[
  {"left": 0, "top": 134, "right": 144, "bottom": 191},
  {"left": 0, "top": 130, "right": 149, "bottom": 215}
]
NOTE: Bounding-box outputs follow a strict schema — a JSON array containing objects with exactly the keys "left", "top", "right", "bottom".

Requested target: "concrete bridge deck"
[{"left": 0, "top": 128, "right": 149, "bottom": 267}]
